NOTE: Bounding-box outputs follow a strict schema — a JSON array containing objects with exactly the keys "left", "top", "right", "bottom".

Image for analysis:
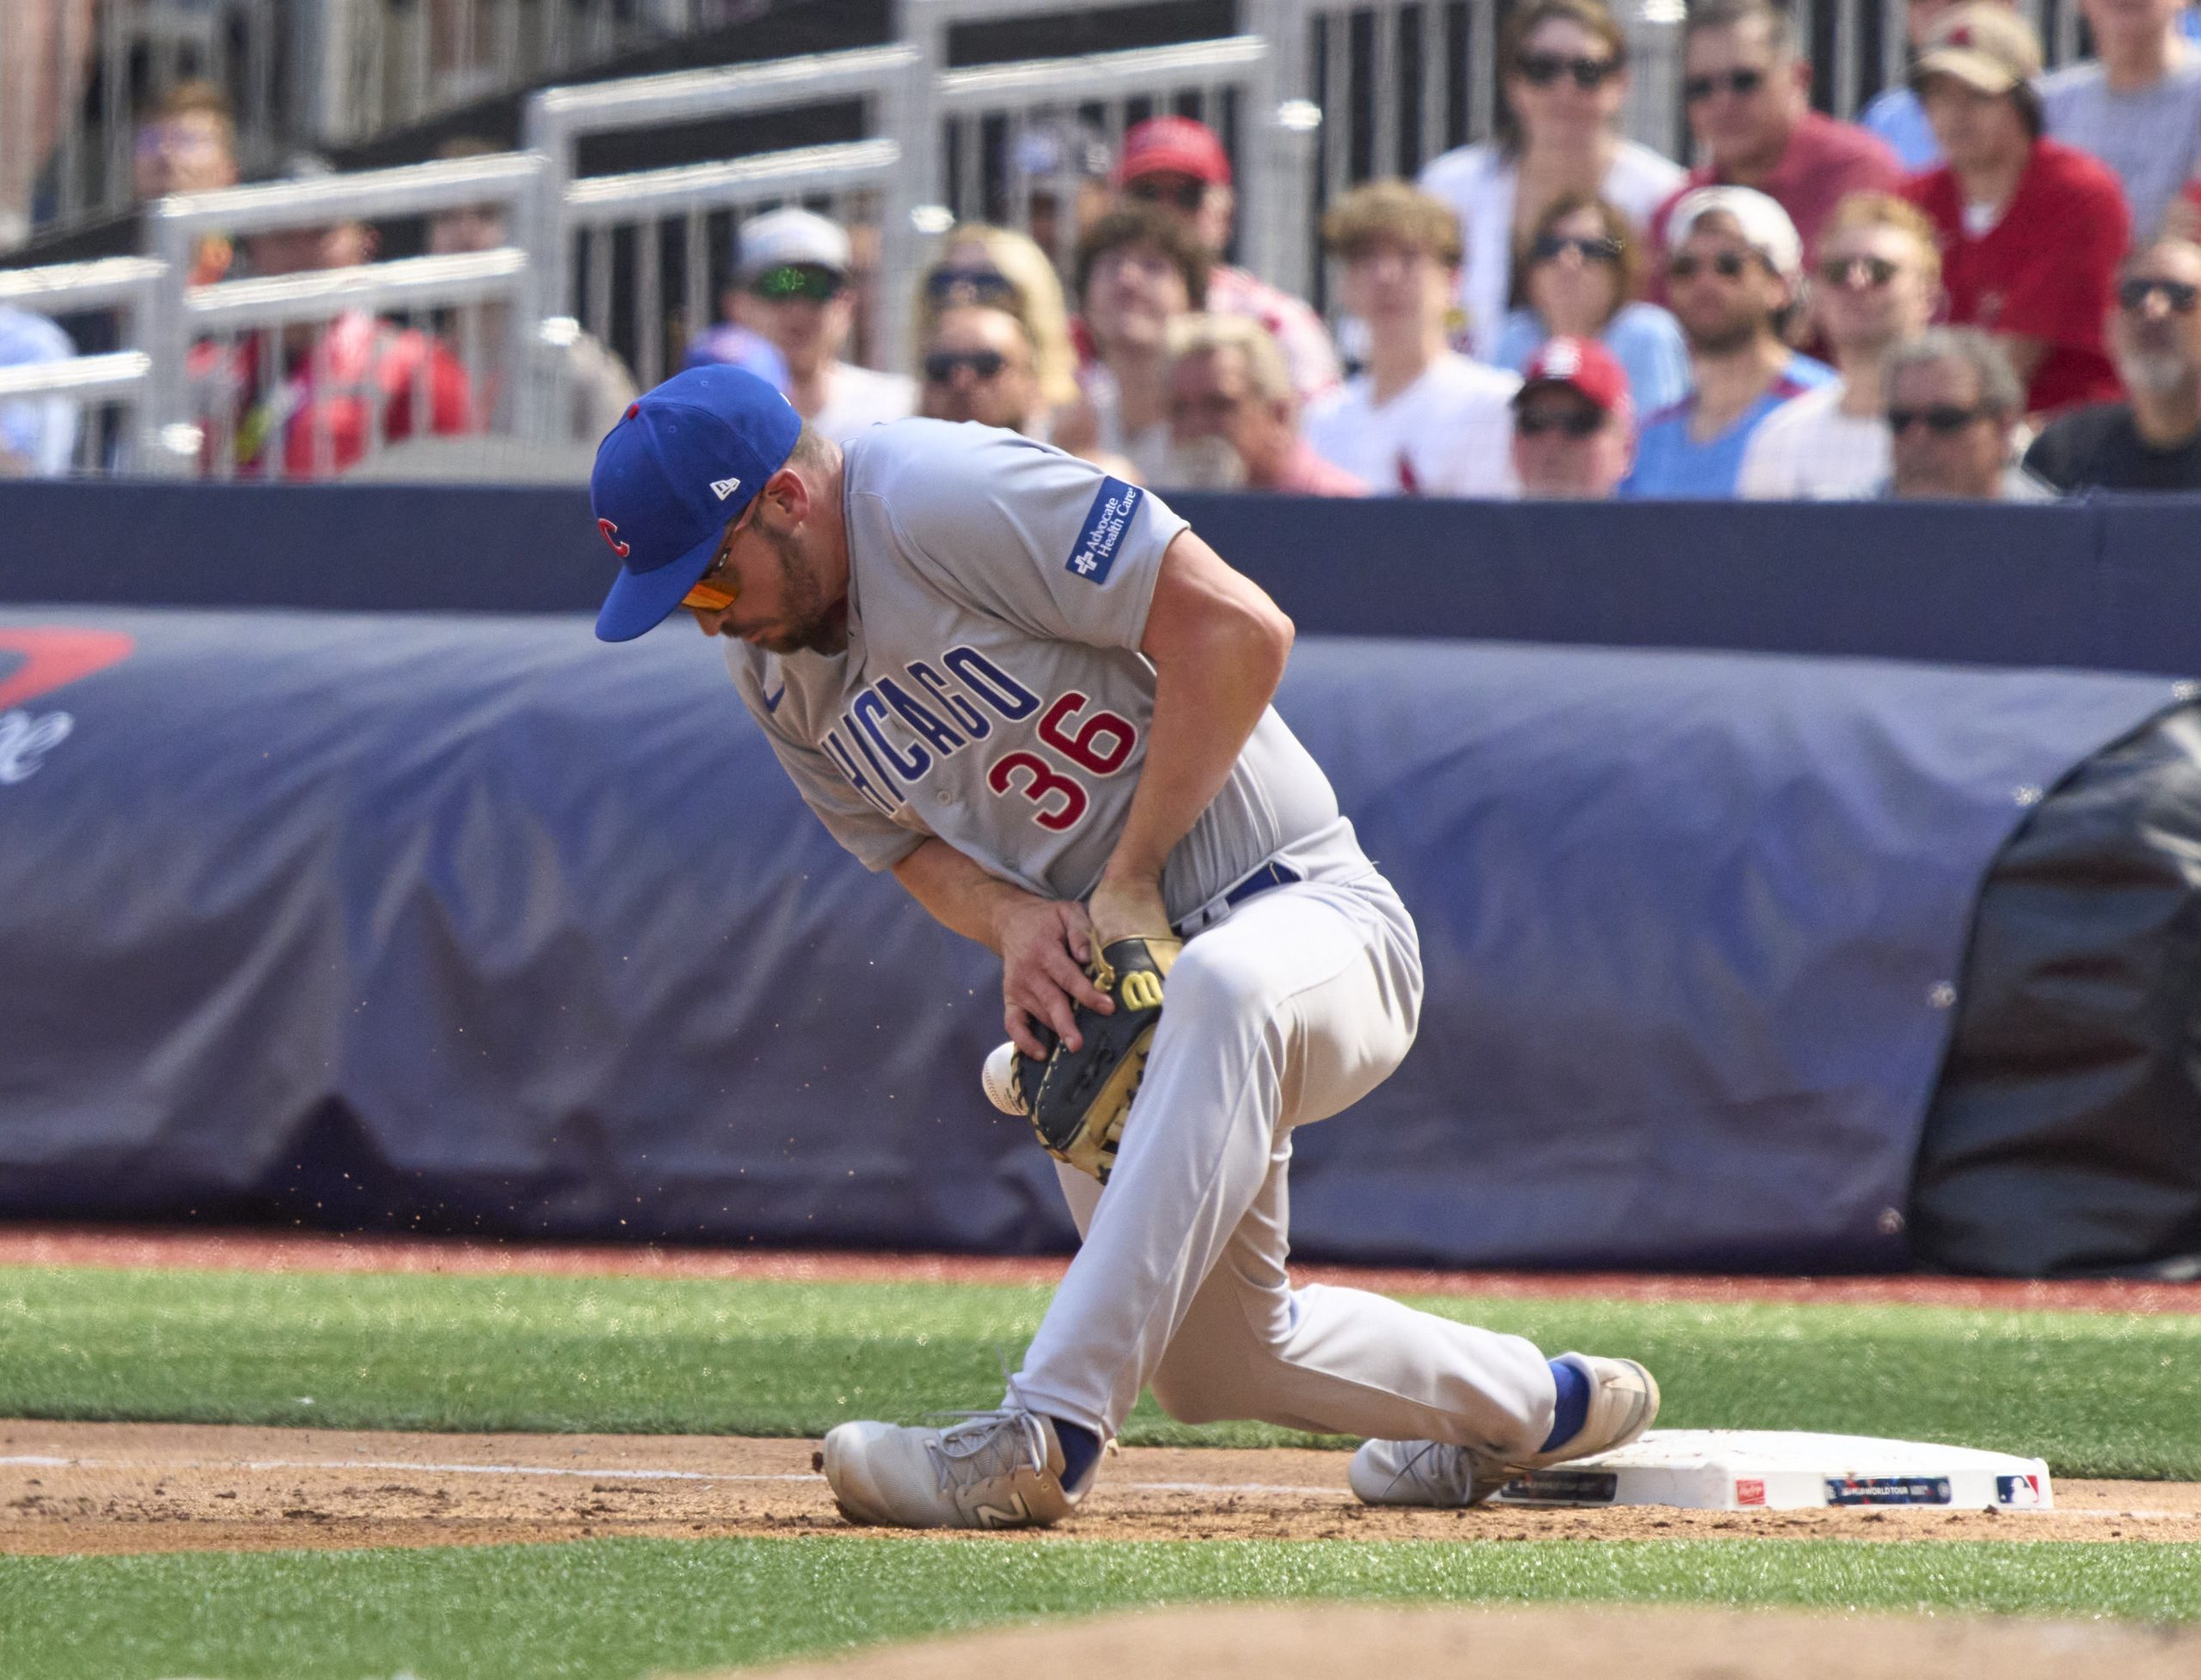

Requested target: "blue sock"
[
  {"left": 1051, "top": 1418, "right": 1101, "bottom": 1490},
  {"left": 1540, "top": 1358, "right": 1590, "bottom": 1452}
]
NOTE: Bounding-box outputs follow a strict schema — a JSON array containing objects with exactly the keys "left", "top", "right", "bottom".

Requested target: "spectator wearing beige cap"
[
  {"left": 1883, "top": 327, "right": 2054, "bottom": 497},
  {"left": 1739, "top": 193, "right": 1943, "bottom": 499},
  {"left": 1159, "top": 314, "right": 1366, "bottom": 495},
  {"left": 1903, "top": 5, "right": 2130, "bottom": 415},
  {"left": 714, "top": 206, "right": 915, "bottom": 442},
  {"left": 1621, "top": 186, "right": 1834, "bottom": 498},
  {"left": 1302, "top": 181, "right": 1522, "bottom": 498},
  {"left": 1113, "top": 115, "right": 1341, "bottom": 401},
  {"left": 1510, "top": 335, "right": 1636, "bottom": 498}
]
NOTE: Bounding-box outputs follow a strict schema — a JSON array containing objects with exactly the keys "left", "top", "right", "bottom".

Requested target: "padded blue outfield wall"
[{"left": 0, "top": 604, "right": 2185, "bottom": 1269}]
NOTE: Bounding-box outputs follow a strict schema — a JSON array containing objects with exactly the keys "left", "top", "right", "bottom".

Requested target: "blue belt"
[{"left": 1175, "top": 860, "right": 1304, "bottom": 936}]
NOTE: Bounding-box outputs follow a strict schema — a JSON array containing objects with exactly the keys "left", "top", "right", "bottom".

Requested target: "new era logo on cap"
[{"left": 589, "top": 365, "right": 800, "bottom": 642}]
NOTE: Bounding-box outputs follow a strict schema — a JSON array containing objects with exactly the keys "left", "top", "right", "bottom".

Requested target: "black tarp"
[{"left": 1913, "top": 708, "right": 2201, "bottom": 1277}]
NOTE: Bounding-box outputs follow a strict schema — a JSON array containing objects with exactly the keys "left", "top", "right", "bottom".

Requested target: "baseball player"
[{"left": 590, "top": 365, "right": 1659, "bottom": 1529}]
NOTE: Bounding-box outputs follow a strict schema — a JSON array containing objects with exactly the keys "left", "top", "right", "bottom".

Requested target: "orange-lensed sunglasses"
[{"left": 681, "top": 506, "right": 751, "bottom": 613}]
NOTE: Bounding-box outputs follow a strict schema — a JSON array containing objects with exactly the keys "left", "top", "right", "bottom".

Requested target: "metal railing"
[
  {"left": 523, "top": 46, "right": 921, "bottom": 388},
  {"left": 144, "top": 152, "right": 546, "bottom": 476},
  {"left": 0, "top": 255, "right": 165, "bottom": 472}
]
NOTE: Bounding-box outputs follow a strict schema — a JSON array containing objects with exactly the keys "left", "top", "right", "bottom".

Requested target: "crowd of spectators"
[{"left": 14, "top": 0, "right": 2201, "bottom": 502}]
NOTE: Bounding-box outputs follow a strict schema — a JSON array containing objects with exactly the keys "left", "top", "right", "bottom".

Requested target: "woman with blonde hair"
[
  {"left": 912, "top": 223, "right": 1080, "bottom": 413},
  {"left": 1419, "top": 0, "right": 1683, "bottom": 358}
]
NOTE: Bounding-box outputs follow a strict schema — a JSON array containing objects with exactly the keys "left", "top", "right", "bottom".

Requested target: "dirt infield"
[
  {"left": 5, "top": 1223, "right": 2199, "bottom": 1313},
  {"left": 5, "top": 1420, "right": 2198, "bottom": 1555},
  {"left": 714, "top": 1603, "right": 2201, "bottom": 1680}
]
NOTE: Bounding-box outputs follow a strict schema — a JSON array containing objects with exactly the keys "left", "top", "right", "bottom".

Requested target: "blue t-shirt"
[
  {"left": 1619, "top": 353, "right": 1836, "bottom": 500},
  {"left": 1491, "top": 302, "right": 1693, "bottom": 417},
  {"left": 1859, "top": 86, "right": 1941, "bottom": 172}
]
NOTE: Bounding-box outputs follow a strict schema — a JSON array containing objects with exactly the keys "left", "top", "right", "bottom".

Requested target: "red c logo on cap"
[{"left": 598, "top": 518, "right": 631, "bottom": 559}]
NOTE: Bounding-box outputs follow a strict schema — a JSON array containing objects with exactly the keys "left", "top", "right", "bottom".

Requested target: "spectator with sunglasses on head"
[
  {"left": 695, "top": 206, "right": 913, "bottom": 444},
  {"left": 1510, "top": 336, "right": 1636, "bottom": 499},
  {"left": 1621, "top": 187, "right": 1835, "bottom": 499},
  {"left": 1419, "top": 0, "right": 1683, "bottom": 360},
  {"left": 1490, "top": 193, "right": 1690, "bottom": 415},
  {"left": 2026, "top": 238, "right": 2201, "bottom": 490},
  {"left": 915, "top": 224, "right": 1082, "bottom": 421},
  {"left": 1647, "top": 0, "right": 1902, "bottom": 289},
  {"left": 1903, "top": 6, "right": 2129, "bottom": 419},
  {"left": 1739, "top": 193, "right": 1942, "bottom": 499},
  {"left": 1881, "top": 327, "right": 2053, "bottom": 498},
  {"left": 1109, "top": 116, "right": 1340, "bottom": 402},
  {"left": 918, "top": 304, "right": 1045, "bottom": 438}
]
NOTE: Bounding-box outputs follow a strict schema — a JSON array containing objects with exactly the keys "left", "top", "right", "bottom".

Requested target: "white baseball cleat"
[
  {"left": 1349, "top": 1353, "right": 1660, "bottom": 1508},
  {"left": 819, "top": 1408, "right": 1085, "bottom": 1530}
]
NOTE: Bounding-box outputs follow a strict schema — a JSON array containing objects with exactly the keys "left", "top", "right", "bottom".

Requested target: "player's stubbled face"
[{"left": 690, "top": 512, "right": 846, "bottom": 655}]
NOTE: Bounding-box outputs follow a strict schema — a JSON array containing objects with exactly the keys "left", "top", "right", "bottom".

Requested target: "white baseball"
[{"left": 981, "top": 1040, "right": 1026, "bottom": 1114}]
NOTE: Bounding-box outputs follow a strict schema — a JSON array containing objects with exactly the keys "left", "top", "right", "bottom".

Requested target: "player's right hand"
[{"left": 993, "top": 895, "right": 1114, "bottom": 1060}]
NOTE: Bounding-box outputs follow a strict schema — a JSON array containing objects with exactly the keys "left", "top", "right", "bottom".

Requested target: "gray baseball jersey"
[{"left": 724, "top": 419, "right": 1370, "bottom": 923}]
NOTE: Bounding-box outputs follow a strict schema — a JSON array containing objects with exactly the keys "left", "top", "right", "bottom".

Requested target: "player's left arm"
[{"left": 1088, "top": 527, "right": 1294, "bottom": 945}]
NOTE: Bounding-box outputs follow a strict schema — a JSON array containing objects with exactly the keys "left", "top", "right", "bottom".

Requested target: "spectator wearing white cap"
[
  {"left": 1510, "top": 335, "right": 1636, "bottom": 498},
  {"left": 700, "top": 206, "right": 914, "bottom": 444},
  {"left": 1738, "top": 193, "right": 1943, "bottom": 500},
  {"left": 1621, "top": 185, "right": 1834, "bottom": 498}
]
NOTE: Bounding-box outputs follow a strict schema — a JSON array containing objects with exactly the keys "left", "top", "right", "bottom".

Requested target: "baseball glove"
[{"left": 1015, "top": 934, "right": 1182, "bottom": 1182}]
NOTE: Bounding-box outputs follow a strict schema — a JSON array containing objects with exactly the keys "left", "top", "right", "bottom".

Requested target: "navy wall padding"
[
  {"left": 0, "top": 609, "right": 2182, "bottom": 1266},
  {"left": 6, "top": 480, "right": 2201, "bottom": 674}
]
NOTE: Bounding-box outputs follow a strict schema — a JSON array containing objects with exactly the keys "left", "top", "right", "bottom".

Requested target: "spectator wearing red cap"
[
  {"left": 1646, "top": 0, "right": 1903, "bottom": 285},
  {"left": 1113, "top": 114, "right": 1341, "bottom": 402},
  {"left": 1511, "top": 336, "right": 1635, "bottom": 497},
  {"left": 1903, "top": 5, "right": 2130, "bottom": 416}
]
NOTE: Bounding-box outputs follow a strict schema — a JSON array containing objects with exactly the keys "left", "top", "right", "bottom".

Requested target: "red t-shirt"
[
  {"left": 1649, "top": 110, "right": 1905, "bottom": 275},
  {"left": 1904, "top": 138, "right": 2130, "bottom": 416}
]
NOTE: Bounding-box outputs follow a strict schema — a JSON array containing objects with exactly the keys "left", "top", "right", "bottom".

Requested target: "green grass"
[
  {"left": 4, "top": 1266, "right": 2198, "bottom": 1477},
  {"left": 5, "top": 1537, "right": 2200, "bottom": 1680}
]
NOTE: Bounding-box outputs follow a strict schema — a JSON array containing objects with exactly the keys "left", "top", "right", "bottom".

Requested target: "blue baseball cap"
[{"left": 590, "top": 365, "right": 802, "bottom": 642}]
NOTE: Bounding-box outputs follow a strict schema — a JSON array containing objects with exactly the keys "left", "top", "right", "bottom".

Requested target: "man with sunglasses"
[
  {"left": 1622, "top": 187, "right": 1834, "bottom": 499},
  {"left": 1111, "top": 117, "right": 1340, "bottom": 402},
  {"left": 917, "top": 304, "right": 1045, "bottom": 437},
  {"left": 1648, "top": 0, "right": 1901, "bottom": 291},
  {"left": 2026, "top": 238, "right": 2201, "bottom": 490},
  {"left": 1882, "top": 327, "right": 2051, "bottom": 498},
  {"left": 1740, "top": 194, "right": 1943, "bottom": 500},
  {"left": 1903, "top": 6, "right": 2130, "bottom": 417},
  {"left": 696, "top": 206, "right": 913, "bottom": 444},
  {"left": 1510, "top": 335, "right": 1635, "bottom": 498},
  {"left": 588, "top": 363, "right": 1658, "bottom": 1530}
]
